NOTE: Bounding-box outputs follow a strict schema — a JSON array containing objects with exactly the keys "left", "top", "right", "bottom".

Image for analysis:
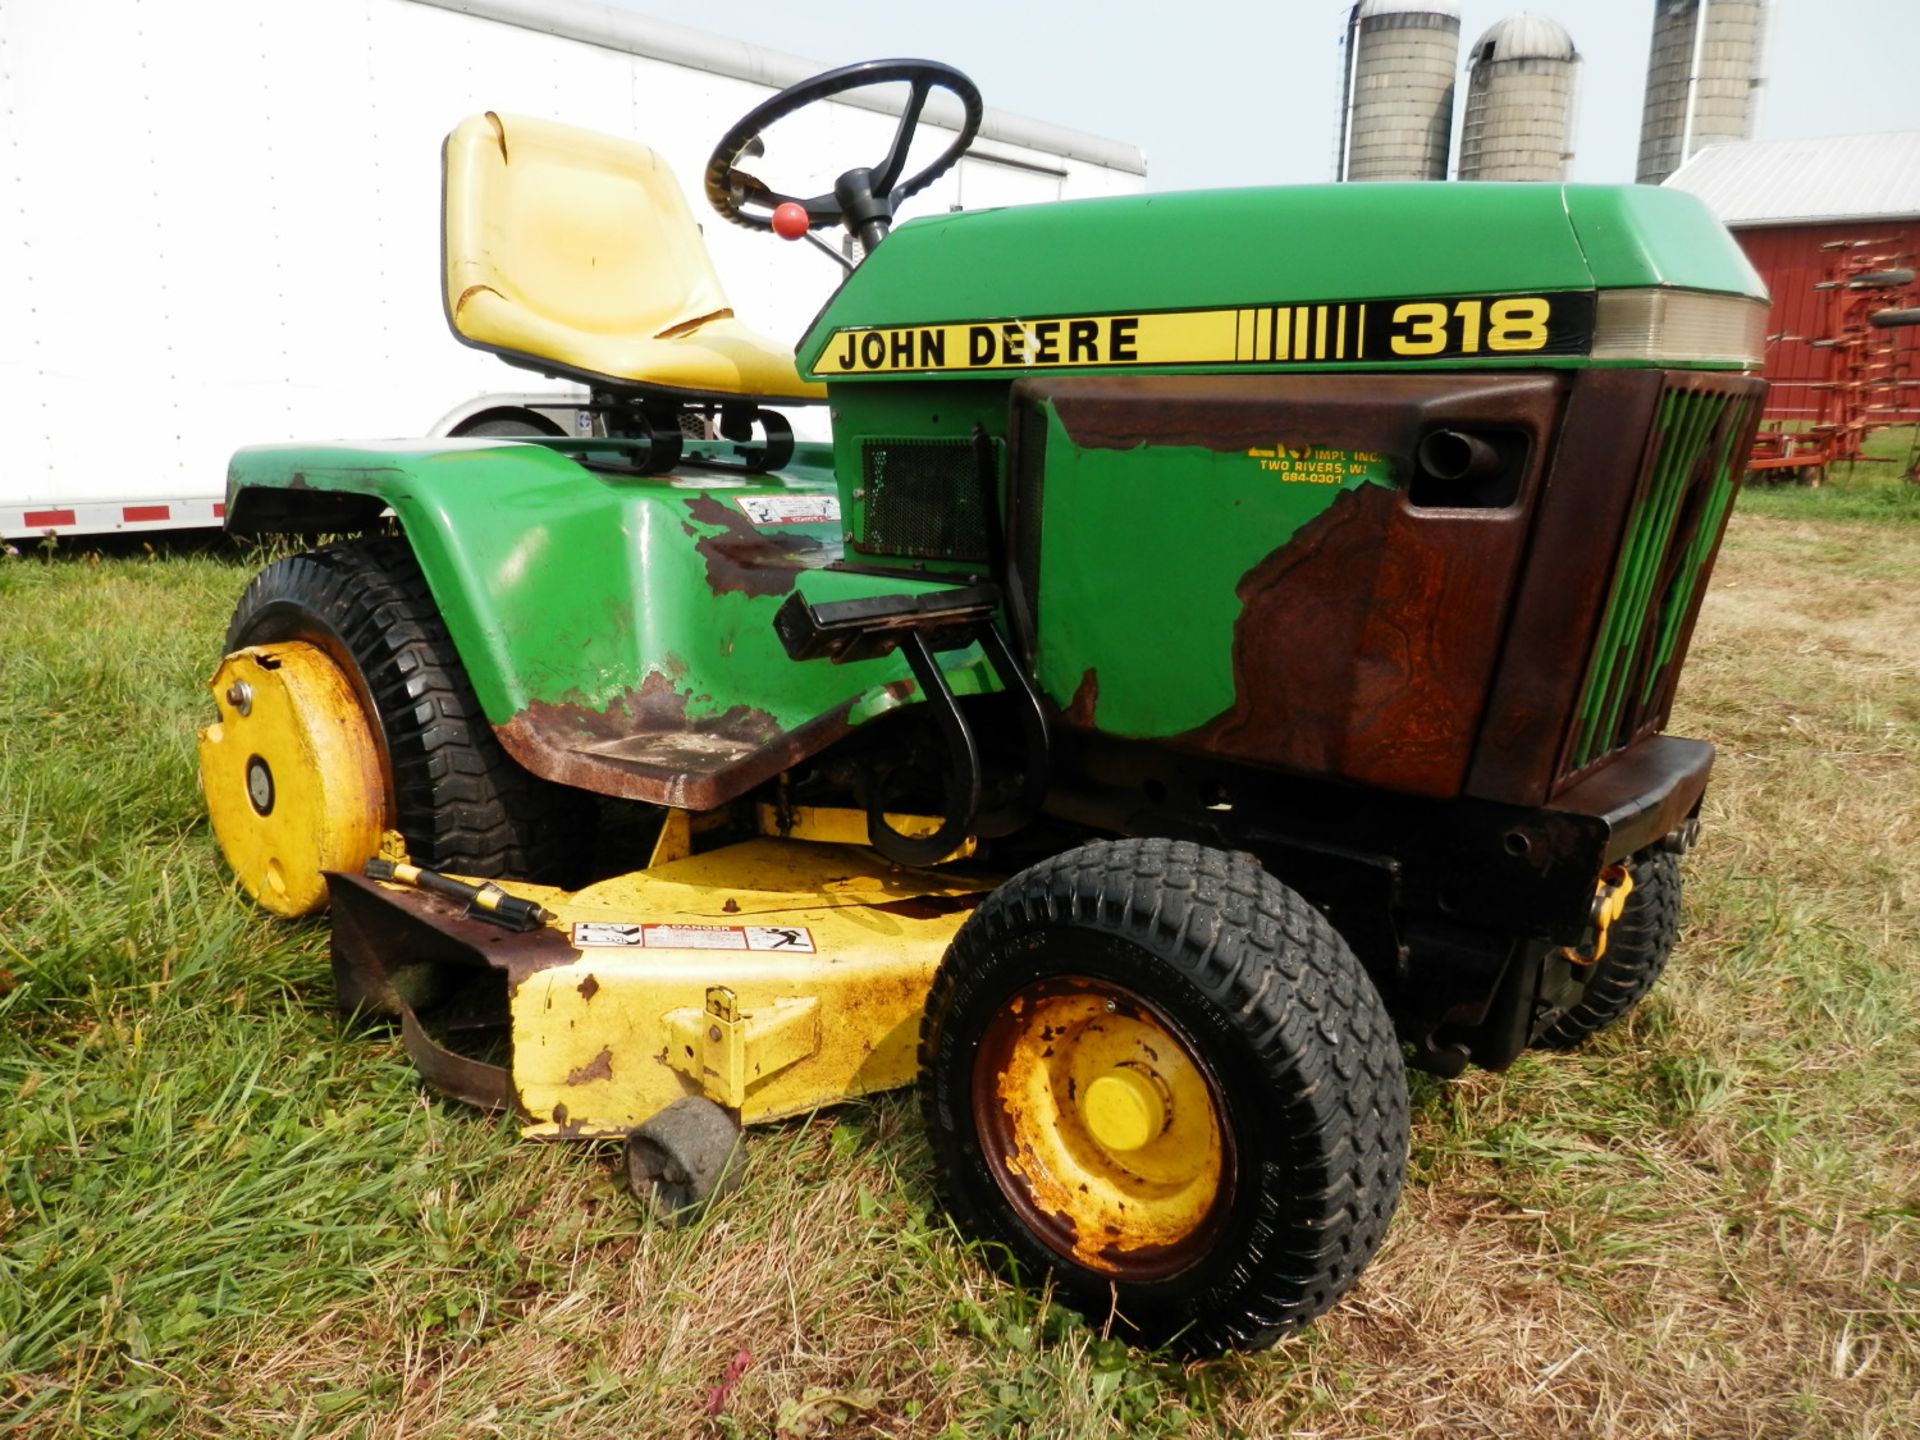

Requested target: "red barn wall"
[{"left": 1734, "top": 219, "right": 1920, "bottom": 424}]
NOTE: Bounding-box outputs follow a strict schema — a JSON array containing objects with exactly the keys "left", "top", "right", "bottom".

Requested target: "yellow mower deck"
[{"left": 329, "top": 836, "right": 997, "bottom": 1138}]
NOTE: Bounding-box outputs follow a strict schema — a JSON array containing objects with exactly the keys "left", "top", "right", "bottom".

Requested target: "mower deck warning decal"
[
  {"left": 736, "top": 494, "right": 840, "bottom": 526},
  {"left": 572, "top": 922, "right": 817, "bottom": 952},
  {"left": 815, "top": 291, "right": 1595, "bottom": 376}
]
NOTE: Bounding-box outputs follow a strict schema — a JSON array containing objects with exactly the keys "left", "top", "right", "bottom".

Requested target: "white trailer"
[{"left": 0, "top": 0, "right": 1145, "bottom": 540}]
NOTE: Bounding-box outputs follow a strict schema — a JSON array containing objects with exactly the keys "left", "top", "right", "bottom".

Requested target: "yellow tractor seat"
[{"left": 443, "top": 112, "right": 824, "bottom": 403}]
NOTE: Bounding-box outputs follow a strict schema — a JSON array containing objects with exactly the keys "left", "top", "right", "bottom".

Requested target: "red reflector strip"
[
  {"left": 123, "top": 504, "right": 171, "bottom": 522},
  {"left": 25, "top": 508, "right": 76, "bottom": 528},
  {"left": 213, "top": 502, "right": 226, "bottom": 518}
]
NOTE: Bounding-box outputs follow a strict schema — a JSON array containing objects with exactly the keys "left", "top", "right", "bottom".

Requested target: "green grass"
[
  {"left": 3, "top": 507, "right": 1918, "bottom": 1437},
  {"left": 1739, "top": 425, "right": 1920, "bottom": 523}
]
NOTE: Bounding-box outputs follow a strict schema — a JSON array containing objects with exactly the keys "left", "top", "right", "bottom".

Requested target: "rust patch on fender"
[
  {"left": 565, "top": 1047, "right": 615, "bottom": 1086},
  {"left": 684, "top": 494, "right": 826, "bottom": 599},
  {"left": 497, "top": 681, "right": 866, "bottom": 811}
]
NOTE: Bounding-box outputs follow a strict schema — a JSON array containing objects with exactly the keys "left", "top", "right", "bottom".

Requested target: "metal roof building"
[
  {"left": 1664, "top": 131, "right": 1920, "bottom": 227},
  {"left": 1666, "top": 132, "right": 1920, "bottom": 426}
]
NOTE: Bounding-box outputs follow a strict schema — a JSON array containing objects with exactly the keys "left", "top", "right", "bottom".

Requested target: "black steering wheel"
[{"left": 705, "top": 59, "right": 983, "bottom": 252}]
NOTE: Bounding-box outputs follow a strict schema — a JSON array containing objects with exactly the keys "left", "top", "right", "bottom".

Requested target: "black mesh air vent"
[{"left": 857, "top": 438, "right": 990, "bottom": 561}]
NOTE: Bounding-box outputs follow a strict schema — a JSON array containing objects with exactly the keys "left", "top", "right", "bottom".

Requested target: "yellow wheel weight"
[
  {"left": 982, "top": 985, "right": 1226, "bottom": 1274},
  {"left": 198, "top": 643, "right": 387, "bottom": 917}
]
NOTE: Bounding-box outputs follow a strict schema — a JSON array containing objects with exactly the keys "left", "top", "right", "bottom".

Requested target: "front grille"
[
  {"left": 1560, "top": 378, "right": 1762, "bottom": 782},
  {"left": 857, "top": 438, "right": 991, "bottom": 561}
]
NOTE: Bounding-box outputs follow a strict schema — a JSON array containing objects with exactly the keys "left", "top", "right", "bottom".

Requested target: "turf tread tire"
[
  {"left": 226, "top": 538, "right": 590, "bottom": 883},
  {"left": 1536, "top": 851, "right": 1682, "bottom": 1050},
  {"left": 919, "top": 837, "right": 1408, "bottom": 1355}
]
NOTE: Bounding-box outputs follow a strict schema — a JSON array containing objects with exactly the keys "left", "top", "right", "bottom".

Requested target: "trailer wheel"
[
  {"left": 208, "top": 538, "right": 589, "bottom": 913},
  {"left": 1535, "top": 851, "right": 1682, "bottom": 1050},
  {"left": 919, "top": 838, "right": 1408, "bottom": 1356},
  {"left": 448, "top": 406, "right": 567, "bottom": 438}
]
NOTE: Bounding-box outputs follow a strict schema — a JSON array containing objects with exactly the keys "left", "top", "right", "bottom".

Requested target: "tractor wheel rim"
[
  {"left": 198, "top": 642, "right": 388, "bottom": 917},
  {"left": 971, "top": 975, "right": 1232, "bottom": 1281}
]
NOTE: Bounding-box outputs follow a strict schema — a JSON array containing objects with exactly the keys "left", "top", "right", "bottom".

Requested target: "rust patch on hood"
[{"left": 684, "top": 494, "right": 827, "bottom": 600}]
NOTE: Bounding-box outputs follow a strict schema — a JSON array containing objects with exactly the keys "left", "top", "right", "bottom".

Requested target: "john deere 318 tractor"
[{"left": 198, "top": 61, "right": 1767, "bottom": 1354}]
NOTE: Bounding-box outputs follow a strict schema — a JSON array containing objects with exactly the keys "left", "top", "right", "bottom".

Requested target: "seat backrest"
[{"left": 443, "top": 112, "right": 734, "bottom": 348}]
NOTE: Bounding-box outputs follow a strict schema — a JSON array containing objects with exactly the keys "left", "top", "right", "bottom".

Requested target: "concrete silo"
[
  {"left": 1456, "top": 14, "right": 1581, "bottom": 183},
  {"left": 1636, "top": 0, "right": 1768, "bottom": 185},
  {"left": 1336, "top": 0, "right": 1462, "bottom": 182}
]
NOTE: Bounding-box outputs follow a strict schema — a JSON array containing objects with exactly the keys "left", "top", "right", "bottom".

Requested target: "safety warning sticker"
[
  {"left": 735, "top": 494, "right": 840, "bottom": 526},
  {"left": 571, "top": 922, "right": 817, "bottom": 953}
]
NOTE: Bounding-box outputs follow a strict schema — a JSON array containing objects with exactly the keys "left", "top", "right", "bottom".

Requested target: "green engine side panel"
[
  {"left": 1030, "top": 405, "right": 1395, "bottom": 734},
  {"left": 224, "top": 440, "right": 987, "bottom": 806}
]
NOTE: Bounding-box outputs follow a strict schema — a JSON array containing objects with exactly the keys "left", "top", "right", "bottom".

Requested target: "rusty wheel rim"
[{"left": 971, "top": 974, "right": 1235, "bottom": 1282}]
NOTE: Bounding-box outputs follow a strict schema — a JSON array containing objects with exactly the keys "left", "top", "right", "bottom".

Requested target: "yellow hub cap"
[
  {"left": 198, "top": 643, "right": 387, "bottom": 917},
  {"left": 975, "top": 980, "right": 1228, "bottom": 1278},
  {"left": 1083, "top": 1067, "right": 1167, "bottom": 1152}
]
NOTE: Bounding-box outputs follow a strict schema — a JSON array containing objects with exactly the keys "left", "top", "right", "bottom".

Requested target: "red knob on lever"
[{"left": 771, "top": 202, "right": 811, "bottom": 240}]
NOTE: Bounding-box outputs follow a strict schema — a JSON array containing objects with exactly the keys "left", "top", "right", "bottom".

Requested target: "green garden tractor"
[{"left": 198, "top": 61, "right": 1767, "bottom": 1355}]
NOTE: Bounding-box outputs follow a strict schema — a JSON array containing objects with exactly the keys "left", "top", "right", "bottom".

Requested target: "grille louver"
[{"left": 1561, "top": 380, "right": 1761, "bottom": 780}]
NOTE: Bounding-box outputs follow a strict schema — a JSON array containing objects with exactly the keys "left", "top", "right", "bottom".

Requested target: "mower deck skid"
[{"left": 327, "top": 839, "right": 996, "bottom": 1138}]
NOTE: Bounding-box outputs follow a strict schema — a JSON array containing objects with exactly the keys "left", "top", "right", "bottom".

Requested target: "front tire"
[
  {"left": 1535, "top": 850, "right": 1683, "bottom": 1049},
  {"left": 212, "top": 538, "right": 588, "bottom": 910},
  {"left": 919, "top": 838, "right": 1408, "bottom": 1355}
]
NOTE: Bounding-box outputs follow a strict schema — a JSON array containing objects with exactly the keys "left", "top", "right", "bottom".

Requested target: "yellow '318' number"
[{"left": 1389, "top": 297, "right": 1551, "bottom": 356}]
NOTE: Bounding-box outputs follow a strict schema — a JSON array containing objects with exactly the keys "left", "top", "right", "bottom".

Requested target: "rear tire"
[
  {"left": 1535, "top": 851, "right": 1683, "bottom": 1049},
  {"left": 919, "top": 838, "right": 1408, "bottom": 1356},
  {"left": 225, "top": 537, "right": 590, "bottom": 884}
]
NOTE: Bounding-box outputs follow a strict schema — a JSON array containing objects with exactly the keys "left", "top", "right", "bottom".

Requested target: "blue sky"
[{"left": 610, "top": 0, "right": 1919, "bottom": 190}]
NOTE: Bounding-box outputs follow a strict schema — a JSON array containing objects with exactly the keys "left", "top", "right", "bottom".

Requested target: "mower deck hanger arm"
[{"left": 773, "top": 585, "right": 1051, "bottom": 865}]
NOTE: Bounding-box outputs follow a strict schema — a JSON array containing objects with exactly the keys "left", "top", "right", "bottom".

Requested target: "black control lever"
[{"left": 773, "top": 586, "right": 1052, "bottom": 864}]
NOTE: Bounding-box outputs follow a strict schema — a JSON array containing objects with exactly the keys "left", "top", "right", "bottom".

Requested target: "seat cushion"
[
  {"left": 453, "top": 288, "right": 824, "bottom": 399},
  {"left": 444, "top": 112, "right": 823, "bottom": 401}
]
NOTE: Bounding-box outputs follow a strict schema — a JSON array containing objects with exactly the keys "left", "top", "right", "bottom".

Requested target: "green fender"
[{"left": 224, "top": 438, "right": 989, "bottom": 809}]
